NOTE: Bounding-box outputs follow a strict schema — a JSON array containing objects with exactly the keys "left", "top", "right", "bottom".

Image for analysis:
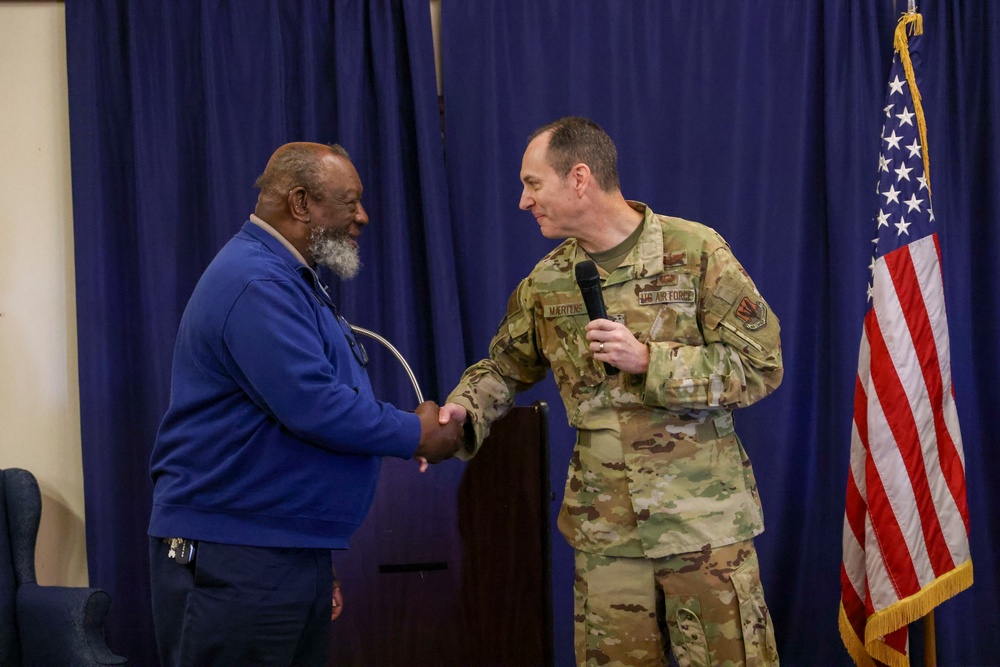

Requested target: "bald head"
[{"left": 254, "top": 142, "right": 352, "bottom": 209}]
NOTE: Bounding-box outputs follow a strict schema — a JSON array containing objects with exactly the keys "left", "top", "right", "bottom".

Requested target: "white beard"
[{"left": 308, "top": 228, "right": 361, "bottom": 280}]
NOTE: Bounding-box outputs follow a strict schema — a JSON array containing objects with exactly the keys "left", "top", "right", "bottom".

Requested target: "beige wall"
[{"left": 0, "top": 1, "right": 88, "bottom": 587}]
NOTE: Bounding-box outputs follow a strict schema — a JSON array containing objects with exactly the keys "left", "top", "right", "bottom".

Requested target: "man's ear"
[
  {"left": 569, "top": 163, "right": 591, "bottom": 197},
  {"left": 288, "top": 186, "right": 310, "bottom": 221}
]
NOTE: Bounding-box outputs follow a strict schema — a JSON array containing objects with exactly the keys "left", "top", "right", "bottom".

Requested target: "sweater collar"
[
  {"left": 248, "top": 214, "right": 310, "bottom": 266},
  {"left": 570, "top": 201, "right": 665, "bottom": 286}
]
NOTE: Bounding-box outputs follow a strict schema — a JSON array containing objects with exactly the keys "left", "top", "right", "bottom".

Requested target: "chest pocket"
[
  {"left": 536, "top": 293, "right": 603, "bottom": 384},
  {"left": 536, "top": 292, "right": 607, "bottom": 425},
  {"left": 609, "top": 271, "right": 703, "bottom": 346}
]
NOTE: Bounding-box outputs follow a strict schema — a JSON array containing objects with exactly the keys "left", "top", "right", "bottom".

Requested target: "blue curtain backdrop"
[
  {"left": 64, "top": 0, "right": 460, "bottom": 663},
  {"left": 63, "top": 0, "right": 1000, "bottom": 665},
  {"left": 438, "top": 1, "right": 999, "bottom": 666}
]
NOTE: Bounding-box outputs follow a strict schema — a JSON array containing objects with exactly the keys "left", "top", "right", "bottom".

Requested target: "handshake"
[{"left": 412, "top": 401, "right": 469, "bottom": 465}]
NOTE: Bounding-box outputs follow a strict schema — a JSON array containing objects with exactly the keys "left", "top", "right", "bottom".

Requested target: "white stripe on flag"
[{"left": 865, "top": 511, "right": 897, "bottom": 608}]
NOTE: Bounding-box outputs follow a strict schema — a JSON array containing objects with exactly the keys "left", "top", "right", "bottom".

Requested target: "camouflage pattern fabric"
[
  {"left": 574, "top": 540, "right": 778, "bottom": 666},
  {"left": 447, "top": 202, "right": 783, "bottom": 558}
]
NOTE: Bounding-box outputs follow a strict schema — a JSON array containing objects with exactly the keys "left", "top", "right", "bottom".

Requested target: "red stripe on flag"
[
  {"left": 920, "top": 234, "right": 969, "bottom": 535},
  {"left": 845, "top": 462, "right": 867, "bottom": 549},
  {"left": 885, "top": 626, "right": 908, "bottom": 653},
  {"left": 853, "top": 370, "right": 869, "bottom": 450},
  {"left": 841, "top": 562, "right": 867, "bottom": 638},
  {"left": 862, "top": 310, "right": 923, "bottom": 597},
  {"left": 882, "top": 246, "right": 959, "bottom": 577},
  {"left": 893, "top": 240, "right": 969, "bottom": 526},
  {"left": 939, "top": 423, "right": 971, "bottom": 534}
]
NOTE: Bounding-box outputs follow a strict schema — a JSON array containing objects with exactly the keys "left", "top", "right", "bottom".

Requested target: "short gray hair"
[
  {"left": 529, "top": 117, "right": 620, "bottom": 192},
  {"left": 254, "top": 143, "right": 351, "bottom": 201}
]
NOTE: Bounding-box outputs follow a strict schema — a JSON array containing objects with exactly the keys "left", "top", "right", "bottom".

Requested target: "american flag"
[{"left": 839, "top": 13, "right": 973, "bottom": 667}]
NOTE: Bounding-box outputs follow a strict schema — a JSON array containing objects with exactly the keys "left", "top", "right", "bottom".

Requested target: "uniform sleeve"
[
  {"left": 642, "top": 247, "right": 783, "bottom": 410},
  {"left": 447, "top": 280, "right": 549, "bottom": 458},
  {"left": 222, "top": 278, "right": 420, "bottom": 459}
]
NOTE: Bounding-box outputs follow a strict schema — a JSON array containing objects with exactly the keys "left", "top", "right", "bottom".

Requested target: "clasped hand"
[{"left": 413, "top": 401, "right": 464, "bottom": 464}]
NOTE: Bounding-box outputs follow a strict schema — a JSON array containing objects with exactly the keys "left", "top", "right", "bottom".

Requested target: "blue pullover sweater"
[{"left": 149, "top": 221, "right": 421, "bottom": 548}]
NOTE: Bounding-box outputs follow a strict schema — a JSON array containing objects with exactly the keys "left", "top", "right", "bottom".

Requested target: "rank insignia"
[
  {"left": 664, "top": 251, "right": 687, "bottom": 267},
  {"left": 736, "top": 296, "right": 768, "bottom": 330},
  {"left": 656, "top": 273, "right": 679, "bottom": 286}
]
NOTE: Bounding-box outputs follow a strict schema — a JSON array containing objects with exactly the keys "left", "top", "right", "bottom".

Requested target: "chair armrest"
[{"left": 16, "top": 583, "right": 126, "bottom": 666}]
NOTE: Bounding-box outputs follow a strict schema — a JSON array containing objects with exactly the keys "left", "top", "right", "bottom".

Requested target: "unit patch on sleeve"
[{"left": 735, "top": 296, "right": 768, "bottom": 330}]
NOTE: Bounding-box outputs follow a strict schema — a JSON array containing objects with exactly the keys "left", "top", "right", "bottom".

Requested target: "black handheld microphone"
[{"left": 574, "top": 260, "right": 619, "bottom": 376}]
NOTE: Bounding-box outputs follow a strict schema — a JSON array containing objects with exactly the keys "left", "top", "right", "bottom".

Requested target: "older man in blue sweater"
[{"left": 148, "top": 142, "right": 462, "bottom": 666}]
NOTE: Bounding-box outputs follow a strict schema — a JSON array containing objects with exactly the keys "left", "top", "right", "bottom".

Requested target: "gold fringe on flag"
[
  {"left": 893, "top": 12, "right": 932, "bottom": 198},
  {"left": 843, "top": 560, "right": 974, "bottom": 667},
  {"left": 866, "top": 561, "right": 974, "bottom": 667},
  {"left": 838, "top": 604, "right": 877, "bottom": 667}
]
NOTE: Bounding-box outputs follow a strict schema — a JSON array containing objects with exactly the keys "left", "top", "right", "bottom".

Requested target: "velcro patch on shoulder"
[
  {"left": 707, "top": 267, "right": 746, "bottom": 313},
  {"left": 704, "top": 268, "right": 747, "bottom": 327},
  {"left": 713, "top": 279, "right": 741, "bottom": 307}
]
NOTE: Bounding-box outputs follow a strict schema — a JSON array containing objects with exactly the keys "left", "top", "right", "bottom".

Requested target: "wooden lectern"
[{"left": 329, "top": 401, "right": 553, "bottom": 666}]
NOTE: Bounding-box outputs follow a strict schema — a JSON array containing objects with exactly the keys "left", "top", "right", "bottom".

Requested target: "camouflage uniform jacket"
[{"left": 447, "top": 202, "right": 783, "bottom": 558}]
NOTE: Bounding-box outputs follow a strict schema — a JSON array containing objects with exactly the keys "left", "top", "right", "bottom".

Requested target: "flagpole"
[
  {"left": 923, "top": 611, "right": 936, "bottom": 667},
  {"left": 909, "top": 2, "right": 935, "bottom": 662},
  {"left": 904, "top": 13, "right": 938, "bottom": 667},
  {"left": 912, "top": 4, "right": 935, "bottom": 662},
  {"left": 910, "top": 2, "right": 937, "bottom": 662}
]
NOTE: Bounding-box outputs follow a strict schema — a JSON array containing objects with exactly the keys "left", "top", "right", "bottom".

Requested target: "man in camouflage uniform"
[{"left": 439, "top": 117, "right": 783, "bottom": 666}]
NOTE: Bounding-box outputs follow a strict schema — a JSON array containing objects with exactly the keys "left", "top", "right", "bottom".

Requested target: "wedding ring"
[{"left": 599, "top": 342, "right": 605, "bottom": 353}]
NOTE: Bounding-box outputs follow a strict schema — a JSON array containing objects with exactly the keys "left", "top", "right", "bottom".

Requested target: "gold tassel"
[{"left": 893, "top": 12, "right": 932, "bottom": 199}]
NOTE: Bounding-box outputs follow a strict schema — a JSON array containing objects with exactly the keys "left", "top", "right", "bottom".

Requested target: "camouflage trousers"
[{"left": 573, "top": 540, "right": 778, "bottom": 667}]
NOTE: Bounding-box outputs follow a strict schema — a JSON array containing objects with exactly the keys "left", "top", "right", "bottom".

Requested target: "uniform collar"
[{"left": 571, "top": 201, "right": 664, "bottom": 286}]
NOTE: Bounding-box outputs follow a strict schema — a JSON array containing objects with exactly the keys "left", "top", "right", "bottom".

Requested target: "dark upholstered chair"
[{"left": 0, "top": 468, "right": 126, "bottom": 667}]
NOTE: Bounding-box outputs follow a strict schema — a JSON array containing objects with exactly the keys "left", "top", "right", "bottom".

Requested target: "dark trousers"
[{"left": 149, "top": 537, "right": 333, "bottom": 667}]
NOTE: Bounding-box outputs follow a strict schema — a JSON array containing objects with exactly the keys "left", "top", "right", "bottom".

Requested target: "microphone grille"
[{"left": 574, "top": 259, "right": 600, "bottom": 285}]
